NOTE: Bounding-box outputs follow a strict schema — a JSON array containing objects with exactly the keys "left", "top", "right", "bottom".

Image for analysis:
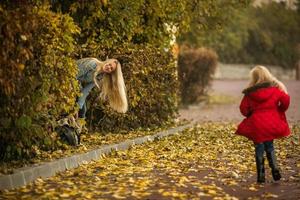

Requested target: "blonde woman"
[
  {"left": 236, "top": 65, "right": 290, "bottom": 183},
  {"left": 76, "top": 57, "right": 128, "bottom": 118}
]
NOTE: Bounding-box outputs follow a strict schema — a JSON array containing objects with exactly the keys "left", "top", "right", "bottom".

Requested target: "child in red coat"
[{"left": 236, "top": 65, "right": 290, "bottom": 183}]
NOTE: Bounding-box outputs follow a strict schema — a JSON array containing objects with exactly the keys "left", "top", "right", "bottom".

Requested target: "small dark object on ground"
[
  {"left": 55, "top": 116, "right": 85, "bottom": 146},
  {"left": 56, "top": 125, "right": 80, "bottom": 146}
]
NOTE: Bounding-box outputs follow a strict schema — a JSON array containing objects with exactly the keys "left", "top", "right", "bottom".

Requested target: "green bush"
[
  {"left": 0, "top": 4, "right": 80, "bottom": 160},
  {"left": 178, "top": 46, "right": 218, "bottom": 104},
  {"left": 0, "top": 0, "right": 248, "bottom": 161},
  {"left": 83, "top": 44, "right": 179, "bottom": 132},
  {"left": 54, "top": 1, "right": 183, "bottom": 132},
  {"left": 0, "top": 1, "right": 180, "bottom": 160}
]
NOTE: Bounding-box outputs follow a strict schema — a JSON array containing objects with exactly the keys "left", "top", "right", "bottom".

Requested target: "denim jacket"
[{"left": 76, "top": 58, "right": 103, "bottom": 109}]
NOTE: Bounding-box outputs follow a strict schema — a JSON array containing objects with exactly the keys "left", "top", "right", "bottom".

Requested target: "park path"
[
  {"left": 178, "top": 79, "right": 300, "bottom": 199},
  {"left": 179, "top": 80, "right": 300, "bottom": 123},
  {"left": 1, "top": 123, "right": 299, "bottom": 200}
]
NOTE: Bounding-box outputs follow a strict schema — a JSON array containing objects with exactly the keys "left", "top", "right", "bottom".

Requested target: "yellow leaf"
[
  {"left": 162, "top": 191, "right": 172, "bottom": 196},
  {"left": 249, "top": 186, "right": 258, "bottom": 191},
  {"left": 208, "top": 189, "right": 217, "bottom": 195},
  {"left": 59, "top": 193, "right": 70, "bottom": 198},
  {"left": 264, "top": 193, "right": 279, "bottom": 198},
  {"left": 112, "top": 193, "right": 126, "bottom": 199},
  {"left": 17, "top": 63, "right": 25, "bottom": 71}
]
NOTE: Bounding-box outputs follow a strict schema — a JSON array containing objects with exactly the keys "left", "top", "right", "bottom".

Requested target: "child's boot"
[
  {"left": 266, "top": 151, "right": 281, "bottom": 181},
  {"left": 255, "top": 156, "right": 265, "bottom": 183},
  {"left": 255, "top": 143, "right": 265, "bottom": 183}
]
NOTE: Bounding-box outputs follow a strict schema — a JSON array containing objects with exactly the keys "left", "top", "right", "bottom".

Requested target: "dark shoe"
[
  {"left": 272, "top": 169, "right": 281, "bottom": 181},
  {"left": 266, "top": 151, "right": 281, "bottom": 181},
  {"left": 257, "top": 170, "right": 265, "bottom": 183}
]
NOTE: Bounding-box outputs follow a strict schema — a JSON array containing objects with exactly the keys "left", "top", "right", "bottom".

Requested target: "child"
[{"left": 236, "top": 65, "right": 290, "bottom": 183}]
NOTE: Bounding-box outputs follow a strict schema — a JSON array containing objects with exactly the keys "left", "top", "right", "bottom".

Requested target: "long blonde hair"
[
  {"left": 93, "top": 58, "right": 128, "bottom": 113},
  {"left": 248, "top": 65, "right": 287, "bottom": 93}
]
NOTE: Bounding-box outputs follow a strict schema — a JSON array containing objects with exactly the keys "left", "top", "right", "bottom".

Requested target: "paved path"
[
  {"left": 177, "top": 79, "right": 300, "bottom": 199},
  {"left": 179, "top": 80, "right": 300, "bottom": 123},
  {"left": 2, "top": 124, "right": 299, "bottom": 199}
]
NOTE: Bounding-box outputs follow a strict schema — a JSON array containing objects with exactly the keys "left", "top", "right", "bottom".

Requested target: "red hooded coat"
[{"left": 236, "top": 82, "right": 290, "bottom": 143}]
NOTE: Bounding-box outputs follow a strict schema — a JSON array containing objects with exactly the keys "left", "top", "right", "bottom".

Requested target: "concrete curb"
[{"left": 0, "top": 124, "right": 193, "bottom": 190}]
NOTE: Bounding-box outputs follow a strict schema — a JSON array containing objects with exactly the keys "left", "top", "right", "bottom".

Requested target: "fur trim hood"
[{"left": 242, "top": 82, "right": 274, "bottom": 95}]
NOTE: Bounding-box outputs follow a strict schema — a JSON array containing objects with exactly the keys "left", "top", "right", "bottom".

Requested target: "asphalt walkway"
[{"left": 179, "top": 80, "right": 300, "bottom": 123}]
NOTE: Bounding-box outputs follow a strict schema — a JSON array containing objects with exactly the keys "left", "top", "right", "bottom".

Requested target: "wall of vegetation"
[
  {"left": 0, "top": 0, "right": 249, "bottom": 160},
  {"left": 86, "top": 44, "right": 178, "bottom": 132},
  {"left": 0, "top": 3, "right": 80, "bottom": 160}
]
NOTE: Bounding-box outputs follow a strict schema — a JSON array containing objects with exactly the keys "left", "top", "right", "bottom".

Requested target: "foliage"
[
  {"left": 0, "top": 3, "right": 80, "bottom": 160},
  {"left": 0, "top": 124, "right": 168, "bottom": 175},
  {"left": 177, "top": 1, "right": 251, "bottom": 44},
  {"left": 184, "top": 2, "right": 300, "bottom": 68},
  {"left": 53, "top": 0, "right": 190, "bottom": 51},
  {"left": 50, "top": 1, "right": 182, "bottom": 131},
  {"left": 245, "top": 3, "right": 300, "bottom": 68},
  {"left": 0, "top": 0, "right": 249, "bottom": 161},
  {"left": 86, "top": 44, "right": 179, "bottom": 131},
  {"left": 178, "top": 46, "right": 218, "bottom": 104},
  {"left": 52, "top": 0, "right": 250, "bottom": 53},
  {"left": 3, "top": 123, "right": 300, "bottom": 198},
  {"left": 185, "top": 7, "right": 252, "bottom": 64}
]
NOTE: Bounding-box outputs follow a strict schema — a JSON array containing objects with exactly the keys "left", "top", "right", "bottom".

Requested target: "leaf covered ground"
[
  {"left": 1, "top": 123, "right": 300, "bottom": 199},
  {"left": 0, "top": 123, "right": 181, "bottom": 175}
]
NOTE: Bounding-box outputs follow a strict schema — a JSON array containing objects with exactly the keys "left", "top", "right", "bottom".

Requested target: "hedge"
[
  {"left": 0, "top": 0, "right": 248, "bottom": 160},
  {"left": 54, "top": 1, "right": 180, "bottom": 131},
  {"left": 178, "top": 46, "right": 218, "bottom": 104},
  {"left": 86, "top": 44, "right": 178, "bottom": 132},
  {"left": 0, "top": 4, "right": 80, "bottom": 160},
  {"left": 0, "top": 1, "right": 179, "bottom": 160}
]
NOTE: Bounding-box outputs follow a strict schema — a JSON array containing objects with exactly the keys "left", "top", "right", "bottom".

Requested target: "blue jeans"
[
  {"left": 77, "top": 82, "right": 95, "bottom": 118},
  {"left": 255, "top": 140, "right": 274, "bottom": 158},
  {"left": 255, "top": 140, "right": 281, "bottom": 181}
]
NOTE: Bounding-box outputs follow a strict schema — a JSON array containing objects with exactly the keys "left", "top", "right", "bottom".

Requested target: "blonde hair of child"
[{"left": 248, "top": 65, "right": 287, "bottom": 93}]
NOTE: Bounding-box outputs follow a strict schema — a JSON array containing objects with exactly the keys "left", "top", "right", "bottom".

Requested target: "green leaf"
[
  {"left": 15, "top": 115, "right": 32, "bottom": 129},
  {"left": 44, "top": 138, "right": 52, "bottom": 146}
]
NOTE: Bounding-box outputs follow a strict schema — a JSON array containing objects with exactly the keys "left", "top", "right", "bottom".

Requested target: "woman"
[
  {"left": 236, "top": 65, "right": 290, "bottom": 183},
  {"left": 76, "top": 57, "right": 128, "bottom": 118}
]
